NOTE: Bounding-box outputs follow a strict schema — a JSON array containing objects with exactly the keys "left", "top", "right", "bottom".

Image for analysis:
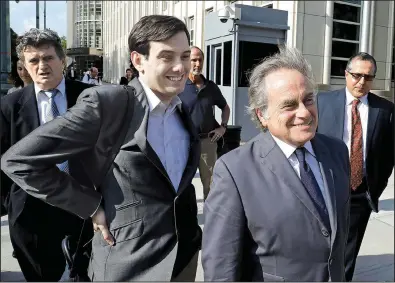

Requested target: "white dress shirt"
[
  {"left": 139, "top": 78, "right": 190, "bottom": 192},
  {"left": 34, "top": 77, "right": 68, "bottom": 125},
  {"left": 343, "top": 87, "right": 369, "bottom": 172},
  {"left": 271, "top": 134, "right": 329, "bottom": 209}
]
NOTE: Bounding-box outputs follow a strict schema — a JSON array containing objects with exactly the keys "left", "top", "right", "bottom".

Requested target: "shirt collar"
[
  {"left": 345, "top": 87, "right": 368, "bottom": 106},
  {"left": 138, "top": 77, "right": 182, "bottom": 113},
  {"left": 186, "top": 74, "right": 207, "bottom": 85},
  {"left": 270, "top": 133, "right": 316, "bottom": 159},
  {"left": 34, "top": 77, "right": 66, "bottom": 99}
]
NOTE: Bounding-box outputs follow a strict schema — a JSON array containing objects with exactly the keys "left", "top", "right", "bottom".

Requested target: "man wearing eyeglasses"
[{"left": 316, "top": 52, "right": 394, "bottom": 281}]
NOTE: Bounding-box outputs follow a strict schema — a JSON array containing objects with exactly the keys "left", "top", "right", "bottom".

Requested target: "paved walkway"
[{"left": 1, "top": 171, "right": 393, "bottom": 281}]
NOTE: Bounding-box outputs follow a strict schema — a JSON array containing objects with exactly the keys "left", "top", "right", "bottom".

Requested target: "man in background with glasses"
[{"left": 316, "top": 52, "right": 394, "bottom": 281}]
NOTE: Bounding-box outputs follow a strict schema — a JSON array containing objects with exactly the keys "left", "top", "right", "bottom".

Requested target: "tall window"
[
  {"left": 330, "top": 0, "right": 362, "bottom": 77},
  {"left": 188, "top": 16, "right": 194, "bottom": 46}
]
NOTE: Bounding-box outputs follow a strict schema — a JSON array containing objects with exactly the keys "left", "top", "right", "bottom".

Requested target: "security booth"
[{"left": 204, "top": 4, "right": 289, "bottom": 143}]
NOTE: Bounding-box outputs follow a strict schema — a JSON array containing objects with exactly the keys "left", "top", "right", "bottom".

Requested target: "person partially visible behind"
[
  {"left": 7, "top": 60, "right": 33, "bottom": 94},
  {"left": 119, "top": 68, "right": 134, "bottom": 85},
  {"left": 1, "top": 28, "right": 94, "bottom": 282},
  {"left": 66, "top": 66, "right": 76, "bottom": 81},
  {"left": 178, "top": 46, "right": 230, "bottom": 201},
  {"left": 202, "top": 46, "right": 350, "bottom": 281},
  {"left": 82, "top": 67, "right": 102, "bottom": 85},
  {"left": 317, "top": 52, "right": 394, "bottom": 282}
]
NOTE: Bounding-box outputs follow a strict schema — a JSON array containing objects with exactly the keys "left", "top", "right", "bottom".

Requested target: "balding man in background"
[
  {"left": 178, "top": 46, "right": 230, "bottom": 200},
  {"left": 82, "top": 67, "right": 102, "bottom": 85}
]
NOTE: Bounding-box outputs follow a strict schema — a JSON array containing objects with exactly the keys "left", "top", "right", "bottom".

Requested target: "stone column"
[
  {"left": 323, "top": 0, "right": 334, "bottom": 86},
  {"left": 360, "top": 0, "right": 371, "bottom": 53}
]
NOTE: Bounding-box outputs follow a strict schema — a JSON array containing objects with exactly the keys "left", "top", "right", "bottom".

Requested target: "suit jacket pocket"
[
  {"left": 97, "top": 218, "right": 144, "bottom": 247},
  {"left": 112, "top": 218, "right": 143, "bottom": 244},
  {"left": 110, "top": 199, "right": 142, "bottom": 229},
  {"left": 262, "top": 271, "right": 285, "bottom": 282}
]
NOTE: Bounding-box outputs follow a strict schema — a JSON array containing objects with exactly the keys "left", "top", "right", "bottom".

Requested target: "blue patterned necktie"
[
  {"left": 294, "top": 147, "right": 330, "bottom": 231},
  {"left": 44, "top": 89, "right": 69, "bottom": 174}
]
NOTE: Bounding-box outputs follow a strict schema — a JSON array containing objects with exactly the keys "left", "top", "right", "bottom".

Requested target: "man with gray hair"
[
  {"left": 202, "top": 46, "right": 350, "bottom": 281},
  {"left": 1, "top": 28, "right": 93, "bottom": 281},
  {"left": 82, "top": 67, "right": 102, "bottom": 85}
]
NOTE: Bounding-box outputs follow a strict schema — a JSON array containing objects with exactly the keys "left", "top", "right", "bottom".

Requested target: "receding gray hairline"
[
  {"left": 245, "top": 46, "right": 317, "bottom": 130},
  {"left": 16, "top": 28, "right": 64, "bottom": 60}
]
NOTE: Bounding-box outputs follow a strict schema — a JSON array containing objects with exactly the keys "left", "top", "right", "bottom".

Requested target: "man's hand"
[
  {"left": 209, "top": 126, "right": 226, "bottom": 142},
  {"left": 92, "top": 206, "right": 114, "bottom": 246}
]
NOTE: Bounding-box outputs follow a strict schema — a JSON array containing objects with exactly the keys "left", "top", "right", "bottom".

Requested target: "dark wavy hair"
[
  {"left": 13, "top": 75, "right": 24, "bottom": 88},
  {"left": 128, "top": 15, "right": 190, "bottom": 76}
]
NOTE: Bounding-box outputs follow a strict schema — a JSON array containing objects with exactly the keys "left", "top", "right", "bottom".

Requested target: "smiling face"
[
  {"left": 257, "top": 68, "right": 318, "bottom": 147},
  {"left": 131, "top": 31, "right": 191, "bottom": 103},
  {"left": 22, "top": 44, "right": 65, "bottom": 90}
]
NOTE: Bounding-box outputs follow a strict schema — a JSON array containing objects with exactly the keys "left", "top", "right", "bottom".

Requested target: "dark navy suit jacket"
[{"left": 317, "top": 88, "right": 394, "bottom": 211}]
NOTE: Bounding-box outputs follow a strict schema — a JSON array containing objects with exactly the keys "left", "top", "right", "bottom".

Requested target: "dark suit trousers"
[
  {"left": 9, "top": 197, "right": 84, "bottom": 282},
  {"left": 345, "top": 183, "right": 372, "bottom": 282}
]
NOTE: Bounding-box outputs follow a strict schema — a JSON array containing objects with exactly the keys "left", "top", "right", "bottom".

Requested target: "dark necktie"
[
  {"left": 295, "top": 148, "right": 331, "bottom": 230},
  {"left": 350, "top": 99, "right": 363, "bottom": 190},
  {"left": 44, "top": 89, "right": 69, "bottom": 174}
]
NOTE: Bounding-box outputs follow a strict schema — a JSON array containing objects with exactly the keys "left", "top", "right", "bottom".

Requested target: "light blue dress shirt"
[
  {"left": 34, "top": 77, "right": 68, "bottom": 125},
  {"left": 139, "top": 78, "right": 190, "bottom": 192}
]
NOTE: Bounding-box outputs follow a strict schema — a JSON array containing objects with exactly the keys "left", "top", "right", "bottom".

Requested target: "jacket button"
[{"left": 321, "top": 228, "right": 330, "bottom": 237}]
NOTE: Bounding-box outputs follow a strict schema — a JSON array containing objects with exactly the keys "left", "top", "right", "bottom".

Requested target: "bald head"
[
  {"left": 90, "top": 67, "right": 98, "bottom": 78},
  {"left": 190, "top": 46, "right": 204, "bottom": 58}
]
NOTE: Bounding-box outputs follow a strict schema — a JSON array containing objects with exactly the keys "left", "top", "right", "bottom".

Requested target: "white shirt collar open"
[
  {"left": 270, "top": 133, "right": 316, "bottom": 159},
  {"left": 34, "top": 76, "right": 66, "bottom": 100},
  {"left": 345, "top": 87, "right": 368, "bottom": 106},
  {"left": 138, "top": 77, "right": 182, "bottom": 114}
]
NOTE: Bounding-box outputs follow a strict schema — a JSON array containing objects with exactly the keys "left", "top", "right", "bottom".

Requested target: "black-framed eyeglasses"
[{"left": 346, "top": 71, "right": 375, "bottom": 82}]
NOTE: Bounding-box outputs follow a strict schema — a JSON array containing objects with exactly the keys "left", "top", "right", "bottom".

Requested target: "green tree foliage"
[{"left": 61, "top": 36, "right": 67, "bottom": 51}]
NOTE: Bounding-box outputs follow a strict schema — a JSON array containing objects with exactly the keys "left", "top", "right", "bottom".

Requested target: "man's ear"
[
  {"left": 256, "top": 108, "right": 268, "bottom": 128},
  {"left": 131, "top": 51, "right": 144, "bottom": 74}
]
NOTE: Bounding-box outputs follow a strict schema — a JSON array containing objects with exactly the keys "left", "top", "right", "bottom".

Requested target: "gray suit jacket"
[
  {"left": 1, "top": 79, "right": 202, "bottom": 281},
  {"left": 202, "top": 131, "right": 350, "bottom": 282}
]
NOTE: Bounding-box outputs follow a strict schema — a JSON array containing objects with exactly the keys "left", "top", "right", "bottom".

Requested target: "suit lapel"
[
  {"left": 333, "top": 89, "right": 346, "bottom": 140},
  {"left": 17, "top": 84, "right": 40, "bottom": 131},
  {"left": 366, "top": 93, "right": 380, "bottom": 153},
  {"left": 176, "top": 104, "right": 200, "bottom": 196},
  {"left": 311, "top": 136, "right": 337, "bottom": 247},
  {"left": 65, "top": 80, "right": 79, "bottom": 107},
  {"left": 125, "top": 79, "right": 199, "bottom": 196},
  {"left": 259, "top": 132, "right": 324, "bottom": 227},
  {"left": 132, "top": 88, "right": 174, "bottom": 191}
]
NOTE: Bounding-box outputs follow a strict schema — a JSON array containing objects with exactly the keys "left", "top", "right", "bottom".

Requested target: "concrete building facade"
[
  {"left": 102, "top": 1, "right": 395, "bottom": 100},
  {"left": 66, "top": 0, "right": 103, "bottom": 77}
]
